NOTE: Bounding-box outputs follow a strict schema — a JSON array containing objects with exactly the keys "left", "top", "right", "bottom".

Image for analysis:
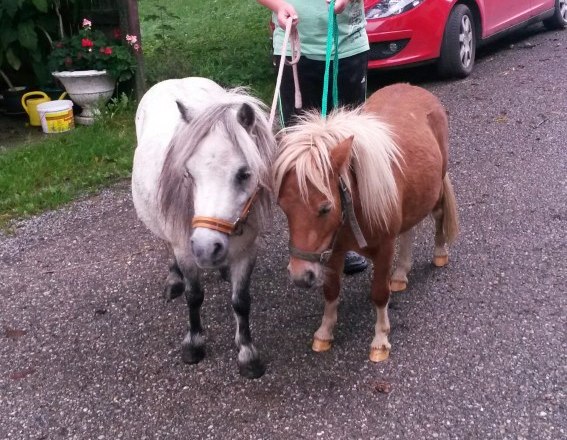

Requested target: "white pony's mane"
[
  {"left": 274, "top": 108, "right": 402, "bottom": 231},
  {"left": 159, "top": 88, "right": 276, "bottom": 235}
]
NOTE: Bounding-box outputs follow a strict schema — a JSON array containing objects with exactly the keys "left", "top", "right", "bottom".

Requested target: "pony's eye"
[
  {"left": 236, "top": 167, "right": 251, "bottom": 185},
  {"left": 318, "top": 202, "right": 332, "bottom": 217}
]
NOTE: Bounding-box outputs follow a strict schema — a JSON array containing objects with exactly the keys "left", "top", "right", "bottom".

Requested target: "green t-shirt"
[{"left": 272, "top": 0, "right": 369, "bottom": 61}]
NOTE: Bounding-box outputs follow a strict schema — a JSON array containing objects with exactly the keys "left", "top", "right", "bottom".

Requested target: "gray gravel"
[{"left": 1, "top": 24, "right": 566, "bottom": 440}]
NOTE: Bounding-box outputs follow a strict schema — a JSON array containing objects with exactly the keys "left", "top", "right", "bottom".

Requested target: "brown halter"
[
  {"left": 191, "top": 189, "right": 259, "bottom": 236},
  {"left": 288, "top": 177, "right": 368, "bottom": 264}
]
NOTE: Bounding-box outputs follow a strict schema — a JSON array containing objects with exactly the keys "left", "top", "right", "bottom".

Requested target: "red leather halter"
[{"left": 191, "top": 189, "right": 259, "bottom": 236}]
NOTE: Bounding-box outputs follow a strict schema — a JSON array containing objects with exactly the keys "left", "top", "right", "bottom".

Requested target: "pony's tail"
[{"left": 442, "top": 173, "right": 459, "bottom": 244}]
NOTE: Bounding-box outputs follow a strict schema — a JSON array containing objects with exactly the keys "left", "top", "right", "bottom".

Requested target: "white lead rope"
[{"left": 269, "top": 17, "right": 302, "bottom": 128}]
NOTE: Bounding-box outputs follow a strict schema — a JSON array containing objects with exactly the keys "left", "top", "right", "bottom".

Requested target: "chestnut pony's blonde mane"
[{"left": 274, "top": 108, "right": 402, "bottom": 231}]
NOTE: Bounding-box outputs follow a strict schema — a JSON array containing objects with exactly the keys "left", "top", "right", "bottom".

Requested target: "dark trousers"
[{"left": 275, "top": 51, "right": 369, "bottom": 126}]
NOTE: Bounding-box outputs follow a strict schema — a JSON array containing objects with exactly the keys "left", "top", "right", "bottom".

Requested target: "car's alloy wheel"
[
  {"left": 459, "top": 15, "right": 474, "bottom": 69},
  {"left": 543, "top": 0, "right": 567, "bottom": 30},
  {"left": 438, "top": 5, "right": 476, "bottom": 78}
]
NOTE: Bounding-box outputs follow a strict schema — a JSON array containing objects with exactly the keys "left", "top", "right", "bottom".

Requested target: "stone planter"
[{"left": 52, "top": 70, "right": 115, "bottom": 125}]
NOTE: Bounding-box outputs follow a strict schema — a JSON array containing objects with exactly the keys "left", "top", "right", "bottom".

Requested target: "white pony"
[{"left": 132, "top": 77, "right": 276, "bottom": 378}]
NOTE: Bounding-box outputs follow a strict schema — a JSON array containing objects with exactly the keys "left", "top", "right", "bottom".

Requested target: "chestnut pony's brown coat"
[{"left": 275, "top": 84, "right": 459, "bottom": 362}]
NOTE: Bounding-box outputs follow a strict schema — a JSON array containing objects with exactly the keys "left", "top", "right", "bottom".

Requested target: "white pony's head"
[{"left": 159, "top": 93, "right": 275, "bottom": 269}]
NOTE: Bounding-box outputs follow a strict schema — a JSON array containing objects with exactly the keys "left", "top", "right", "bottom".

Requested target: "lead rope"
[
  {"left": 321, "top": 0, "right": 339, "bottom": 119},
  {"left": 269, "top": 17, "right": 302, "bottom": 128}
]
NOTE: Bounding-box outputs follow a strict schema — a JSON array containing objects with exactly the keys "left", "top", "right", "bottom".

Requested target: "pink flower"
[
  {"left": 133, "top": 43, "right": 140, "bottom": 52},
  {"left": 125, "top": 34, "right": 138, "bottom": 45},
  {"left": 82, "top": 18, "right": 92, "bottom": 28}
]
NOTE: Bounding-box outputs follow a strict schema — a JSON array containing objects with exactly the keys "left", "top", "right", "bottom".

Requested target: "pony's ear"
[
  {"left": 237, "top": 103, "right": 255, "bottom": 131},
  {"left": 176, "top": 101, "right": 193, "bottom": 123},
  {"left": 331, "top": 136, "right": 354, "bottom": 173}
]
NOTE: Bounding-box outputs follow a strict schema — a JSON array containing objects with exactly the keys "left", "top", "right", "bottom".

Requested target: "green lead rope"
[{"left": 322, "top": 0, "right": 339, "bottom": 119}]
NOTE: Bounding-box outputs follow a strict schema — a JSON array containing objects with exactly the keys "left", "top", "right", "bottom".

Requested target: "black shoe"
[{"left": 343, "top": 251, "right": 368, "bottom": 275}]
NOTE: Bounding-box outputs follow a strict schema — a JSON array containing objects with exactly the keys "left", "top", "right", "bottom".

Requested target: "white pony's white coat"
[{"left": 132, "top": 77, "right": 225, "bottom": 242}]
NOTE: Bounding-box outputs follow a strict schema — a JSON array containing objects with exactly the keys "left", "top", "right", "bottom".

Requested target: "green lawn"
[{"left": 0, "top": 1, "right": 274, "bottom": 229}]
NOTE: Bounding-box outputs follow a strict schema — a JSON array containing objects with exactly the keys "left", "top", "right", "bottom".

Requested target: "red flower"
[
  {"left": 81, "top": 38, "right": 93, "bottom": 48},
  {"left": 55, "top": 41, "right": 64, "bottom": 49},
  {"left": 104, "top": 47, "right": 112, "bottom": 55},
  {"left": 64, "top": 57, "right": 73, "bottom": 66},
  {"left": 113, "top": 28, "right": 121, "bottom": 40}
]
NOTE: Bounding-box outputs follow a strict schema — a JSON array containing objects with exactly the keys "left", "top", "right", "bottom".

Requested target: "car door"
[
  {"left": 482, "top": 0, "right": 534, "bottom": 36},
  {"left": 530, "top": 0, "right": 556, "bottom": 16}
]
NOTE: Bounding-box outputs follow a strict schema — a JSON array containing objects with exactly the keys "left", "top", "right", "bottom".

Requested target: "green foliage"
[
  {"left": 0, "top": 0, "right": 76, "bottom": 87},
  {"left": 139, "top": 0, "right": 274, "bottom": 100},
  {"left": 48, "top": 23, "right": 137, "bottom": 82}
]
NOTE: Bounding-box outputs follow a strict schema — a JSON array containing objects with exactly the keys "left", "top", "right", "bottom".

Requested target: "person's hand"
[
  {"left": 328, "top": 0, "right": 350, "bottom": 14},
  {"left": 276, "top": 2, "right": 299, "bottom": 29}
]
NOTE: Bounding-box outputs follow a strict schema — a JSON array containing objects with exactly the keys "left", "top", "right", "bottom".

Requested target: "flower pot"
[{"left": 52, "top": 70, "right": 115, "bottom": 125}]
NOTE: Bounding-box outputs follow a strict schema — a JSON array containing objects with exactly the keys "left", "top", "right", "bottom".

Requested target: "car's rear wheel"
[
  {"left": 438, "top": 4, "right": 476, "bottom": 78},
  {"left": 543, "top": 0, "right": 567, "bottom": 30}
]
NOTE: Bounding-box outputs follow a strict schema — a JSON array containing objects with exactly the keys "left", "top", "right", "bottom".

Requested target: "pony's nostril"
[
  {"left": 305, "top": 270, "right": 316, "bottom": 286},
  {"left": 212, "top": 241, "right": 224, "bottom": 258}
]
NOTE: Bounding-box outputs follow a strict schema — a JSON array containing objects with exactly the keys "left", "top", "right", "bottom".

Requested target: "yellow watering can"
[{"left": 21, "top": 91, "right": 67, "bottom": 127}]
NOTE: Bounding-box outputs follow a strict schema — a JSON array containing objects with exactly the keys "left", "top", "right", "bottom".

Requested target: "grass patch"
[
  {"left": 0, "top": 113, "right": 135, "bottom": 229},
  {"left": 139, "top": 0, "right": 274, "bottom": 100}
]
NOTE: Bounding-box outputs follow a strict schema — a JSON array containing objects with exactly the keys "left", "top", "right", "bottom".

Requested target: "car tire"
[
  {"left": 438, "top": 4, "right": 476, "bottom": 78},
  {"left": 543, "top": 0, "right": 567, "bottom": 30}
]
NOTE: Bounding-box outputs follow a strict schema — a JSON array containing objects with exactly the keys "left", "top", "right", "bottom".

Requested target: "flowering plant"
[{"left": 48, "top": 19, "right": 138, "bottom": 82}]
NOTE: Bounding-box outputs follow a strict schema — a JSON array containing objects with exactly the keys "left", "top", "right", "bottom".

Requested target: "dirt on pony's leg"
[
  {"left": 312, "top": 251, "right": 344, "bottom": 353},
  {"left": 369, "top": 240, "right": 394, "bottom": 362},
  {"left": 390, "top": 229, "right": 415, "bottom": 292}
]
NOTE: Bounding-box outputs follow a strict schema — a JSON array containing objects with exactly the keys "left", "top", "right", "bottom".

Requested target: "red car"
[{"left": 364, "top": 0, "right": 567, "bottom": 77}]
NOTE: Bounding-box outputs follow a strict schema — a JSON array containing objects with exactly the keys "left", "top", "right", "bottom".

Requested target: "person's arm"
[{"left": 257, "top": 0, "right": 298, "bottom": 28}]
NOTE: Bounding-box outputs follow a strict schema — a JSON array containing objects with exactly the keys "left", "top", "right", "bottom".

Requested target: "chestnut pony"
[{"left": 274, "top": 84, "right": 459, "bottom": 362}]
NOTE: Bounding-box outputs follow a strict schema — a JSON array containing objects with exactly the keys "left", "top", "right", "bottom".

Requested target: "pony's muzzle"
[
  {"left": 287, "top": 260, "right": 322, "bottom": 289},
  {"left": 190, "top": 229, "right": 229, "bottom": 268}
]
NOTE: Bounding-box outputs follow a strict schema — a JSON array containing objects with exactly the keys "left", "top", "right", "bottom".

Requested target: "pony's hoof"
[
  {"left": 390, "top": 279, "right": 407, "bottom": 292},
  {"left": 164, "top": 281, "right": 185, "bottom": 301},
  {"left": 238, "top": 358, "right": 266, "bottom": 379},
  {"left": 312, "top": 338, "right": 332, "bottom": 352},
  {"left": 181, "top": 343, "right": 205, "bottom": 365},
  {"left": 433, "top": 255, "right": 449, "bottom": 267},
  {"left": 369, "top": 347, "right": 390, "bottom": 363}
]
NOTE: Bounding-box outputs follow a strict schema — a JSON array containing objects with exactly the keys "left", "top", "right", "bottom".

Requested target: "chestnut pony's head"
[{"left": 274, "top": 109, "right": 401, "bottom": 288}]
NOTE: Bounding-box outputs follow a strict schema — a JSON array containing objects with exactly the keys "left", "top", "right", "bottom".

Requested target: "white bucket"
[{"left": 37, "top": 100, "right": 75, "bottom": 134}]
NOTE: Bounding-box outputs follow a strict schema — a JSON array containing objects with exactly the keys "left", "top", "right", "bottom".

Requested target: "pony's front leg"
[
  {"left": 180, "top": 265, "right": 206, "bottom": 365},
  {"left": 230, "top": 251, "right": 265, "bottom": 379},
  {"left": 312, "top": 250, "right": 345, "bottom": 352},
  {"left": 370, "top": 239, "right": 395, "bottom": 362}
]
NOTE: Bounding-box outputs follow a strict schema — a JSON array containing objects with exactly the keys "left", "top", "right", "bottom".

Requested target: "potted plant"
[{"left": 48, "top": 18, "right": 138, "bottom": 124}]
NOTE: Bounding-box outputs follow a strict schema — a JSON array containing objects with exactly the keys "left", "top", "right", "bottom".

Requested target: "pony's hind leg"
[
  {"left": 230, "top": 251, "right": 265, "bottom": 379},
  {"left": 390, "top": 229, "right": 414, "bottom": 292},
  {"left": 432, "top": 174, "right": 459, "bottom": 267},
  {"left": 369, "top": 239, "right": 394, "bottom": 362},
  {"left": 164, "top": 259, "right": 185, "bottom": 301}
]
